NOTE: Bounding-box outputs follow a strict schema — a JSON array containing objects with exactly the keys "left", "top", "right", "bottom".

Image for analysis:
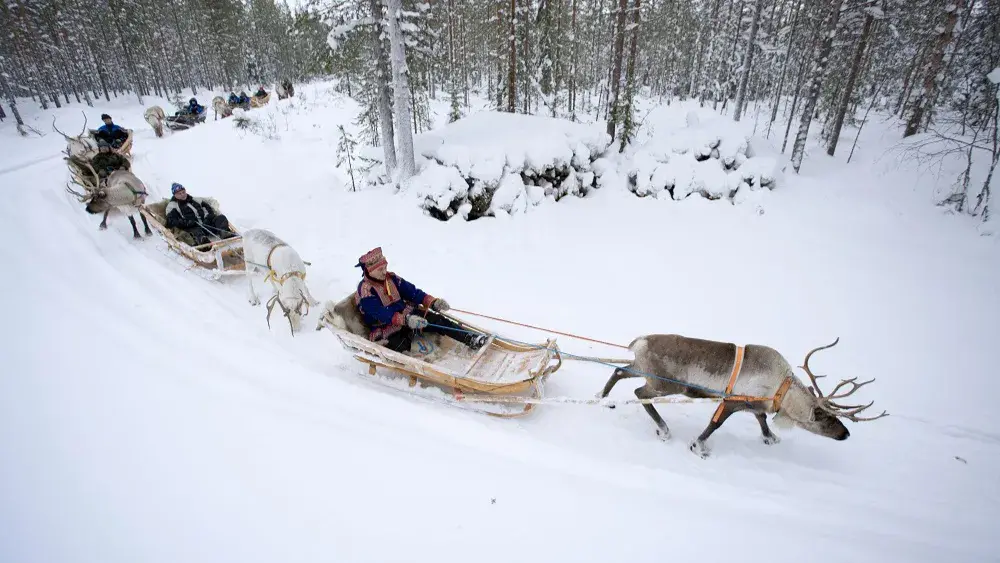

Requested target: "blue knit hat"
[{"left": 171, "top": 182, "right": 185, "bottom": 194}]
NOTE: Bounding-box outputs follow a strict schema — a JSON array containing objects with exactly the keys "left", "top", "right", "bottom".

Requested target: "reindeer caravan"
[{"left": 211, "top": 85, "right": 276, "bottom": 120}]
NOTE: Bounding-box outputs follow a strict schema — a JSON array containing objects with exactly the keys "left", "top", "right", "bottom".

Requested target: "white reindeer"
[
  {"left": 144, "top": 105, "right": 166, "bottom": 137},
  {"left": 242, "top": 229, "right": 319, "bottom": 335},
  {"left": 212, "top": 96, "right": 232, "bottom": 120}
]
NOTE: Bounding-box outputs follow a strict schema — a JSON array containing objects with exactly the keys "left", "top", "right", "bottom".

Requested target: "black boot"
[{"left": 464, "top": 333, "right": 489, "bottom": 351}]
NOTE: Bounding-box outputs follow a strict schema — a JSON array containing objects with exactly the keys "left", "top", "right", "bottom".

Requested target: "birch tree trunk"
[
  {"left": 386, "top": 0, "right": 415, "bottom": 181},
  {"left": 791, "top": 0, "right": 843, "bottom": 173}
]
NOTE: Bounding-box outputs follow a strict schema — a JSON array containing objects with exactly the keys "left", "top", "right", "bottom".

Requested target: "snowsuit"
[
  {"left": 228, "top": 94, "right": 240, "bottom": 105},
  {"left": 355, "top": 273, "right": 478, "bottom": 353},
  {"left": 95, "top": 123, "right": 128, "bottom": 148},
  {"left": 90, "top": 151, "right": 130, "bottom": 178},
  {"left": 165, "top": 195, "right": 233, "bottom": 246}
]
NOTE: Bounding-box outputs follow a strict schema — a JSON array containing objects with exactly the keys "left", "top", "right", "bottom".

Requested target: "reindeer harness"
[
  {"left": 263, "top": 243, "right": 306, "bottom": 286},
  {"left": 711, "top": 345, "right": 796, "bottom": 423}
]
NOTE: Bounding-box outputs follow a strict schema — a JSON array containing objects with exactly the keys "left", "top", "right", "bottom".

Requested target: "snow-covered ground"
[{"left": 1, "top": 81, "right": 998, "bottom": 563}]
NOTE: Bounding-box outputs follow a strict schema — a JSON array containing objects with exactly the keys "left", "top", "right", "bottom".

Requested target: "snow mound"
[
  {"left": 627, "top": 115, "right": 780, "bottom": 202},
  {"left": 395, "top": 112, "right": 611, "bottom": 220}
]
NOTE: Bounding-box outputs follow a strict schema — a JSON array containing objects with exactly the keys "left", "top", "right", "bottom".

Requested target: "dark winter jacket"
[
  {"left": 356, "top": 274, "right": 435, "bottom": 341},
  {"left": 255, "top": 88, "right": 267, "bottom": 98},
  {"left": 90, "top": 152, "right": 130, "bottom": 176},
  {"left": 165, "top": 196, "right": 216, "bottom": 230},
  {"left": 95, "top": 123, "right": 128, "bottom": 146},
  {"left": 228, "top": 94, "right": 240, "bottom": 105},
  {"left": 238, "top": 94, "right": 250, "bottom": 105},
  {"left": 184, "top": 101, "right": 205, "bottom": 115}
]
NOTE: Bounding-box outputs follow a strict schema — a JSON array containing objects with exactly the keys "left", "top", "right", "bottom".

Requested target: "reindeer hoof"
[
  {"left": 655, "top": 428, "right": 671, "bottom": 441},
  {"left": 249, "top": 297, "right": 261, "bottom": 306},
  {"left": 145, "top": 229, "right": 153, "bottom": 235},
  {"left": 99, "top": 224, "right": 108, "bottom": 230},
  {"left": 762, "top": 434, "right": 781, "bottom": 446},
  {"left": 689, "top": 440, "right": 711, "bottom": 459}
]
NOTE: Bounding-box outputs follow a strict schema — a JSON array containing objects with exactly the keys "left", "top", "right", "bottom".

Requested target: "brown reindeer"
[
  {"left": 66, "top": 170, "right": 153, "bottom": 239},
  {"left": 599, "top": 336, "right": 886, "bottom": 458}
]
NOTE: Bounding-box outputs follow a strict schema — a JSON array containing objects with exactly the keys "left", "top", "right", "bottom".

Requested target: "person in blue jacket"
[
  {"left": 238, "top": 91, "right": 250, "bottom": 106},
  {"left": 179, "top": 97, "right": 204, "bottom": 117},
  {"left": 354, "top": 247, "right": 488, "bottom": 353},
  {"left": 95, "top": 113, "right": 129, "bottom": 148}
]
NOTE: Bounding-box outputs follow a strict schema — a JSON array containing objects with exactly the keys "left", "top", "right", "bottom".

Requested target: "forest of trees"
[{"left": 2, "top": 0, "right": 998, "bottom": 219}]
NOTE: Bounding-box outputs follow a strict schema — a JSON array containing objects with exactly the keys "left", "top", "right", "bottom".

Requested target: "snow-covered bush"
[
  {"left": 232, "top": 108, "right": 280, "bottom": 140},
  {"left": 625, "top": 115, "right": 780, "bottom": 202},
  {"left": 367, "top": 112, "right": 613, "bottom": 221}
]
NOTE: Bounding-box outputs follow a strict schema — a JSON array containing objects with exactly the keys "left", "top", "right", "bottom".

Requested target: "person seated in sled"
[
  {"left": 254, "top": 85, "right": 268, "bottom": 98},
  {"left": 238, "top": 91, "right": 251, "bottom": 106},
  {"left": 165, "top": 182, "right": 237, "bottom": 246},
  {"left": 90, "top": 138, "right": 131, "bottom": 180},
  {"left": 354, "top": 247, "right": 489, "bottom": 354},
  {"left": 228, "top": 92, "right": 240, "bottom": 106},
  {"left": 94, "top": 113, "right": 129, "bottom": 148},
  {"left": 177, "top": 97, "right": 205, "bottom": 118}
]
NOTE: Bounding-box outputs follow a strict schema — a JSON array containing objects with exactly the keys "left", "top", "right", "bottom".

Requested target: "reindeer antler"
[
  {"left": 80, "top": 110, "right": 88, "bottom": 136},
  {"left": 799, "top": 337, "right": 888, "bottom": 422},
  {"left": 65, "top": 183, "right": 93, "bottom": 202},
  {"left": 52, "top": 115, "right": 73, "bottom": 140}
]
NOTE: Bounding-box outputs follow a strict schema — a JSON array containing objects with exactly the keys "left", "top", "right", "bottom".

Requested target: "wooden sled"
[
  {"left": 250, "top": 93, "right": 270, "bottom": 108},
  {"left": 88, "top": 128, "right": 134, "bottom": 158},
  {"left": 140, "top": 198, "right": 245, "bottom": 274},
  {"left": 317, "top": 294, "right": 562, "bottom": 418}
]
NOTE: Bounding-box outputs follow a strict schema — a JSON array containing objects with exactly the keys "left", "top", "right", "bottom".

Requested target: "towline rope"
[
  {"left": 423, "top": 321, "right": 775, "bottom": 404},
  {"left": 450, "top": 308, "right": 631, "bottom": 350}
]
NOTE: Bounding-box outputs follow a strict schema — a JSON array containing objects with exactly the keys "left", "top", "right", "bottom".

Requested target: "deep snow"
[{"left": 1, "top": 82, "right": 999, "bottom": 563}]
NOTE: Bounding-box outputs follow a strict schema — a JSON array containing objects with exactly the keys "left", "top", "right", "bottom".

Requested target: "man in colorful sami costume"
[{"left": 354, "top": 247, "right": 489, "bottom": 353}]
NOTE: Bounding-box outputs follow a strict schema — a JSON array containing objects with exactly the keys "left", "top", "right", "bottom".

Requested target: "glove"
[
  {"left": 430, "top": 298, "right": 450, "bottom": 312},
  {"left": 406, "top": 315, "right": 428, "bottom": 330}
]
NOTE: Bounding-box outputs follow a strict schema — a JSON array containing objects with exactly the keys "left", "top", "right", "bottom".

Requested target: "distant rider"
[
  {"left": 255, "top": 85, "right": 268, "bottom": 98},
  {"left": 165, "top": 182, "right": 236, "bottom": 246},
  {"left": 228, "top": 92, "right": 240, "bottom": 106},
  {"left": 354, "top": 247, "right": 488, "bottom": 353},
  {"left": 94, "top": 113, "right": 129, "bottom": 148}
]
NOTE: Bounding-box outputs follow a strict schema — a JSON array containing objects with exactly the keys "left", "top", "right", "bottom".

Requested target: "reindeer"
[
  {"left": 53, "top": 112, "right": 98, "bottom": 159},
  {"left": 212, "top": 96, "right": 232, "bottom": 120},
  {"left": 599, "top": 335, "right": 887, "bottom": 458},
  {"left": 66, "top": 170, "right": 153, "bottom": 239},
  {"left": 242, "top": 229, "right": 320, "bottom": 335},
  {"left": 144, "top": 105, "right": 166, "bottom": 137}
]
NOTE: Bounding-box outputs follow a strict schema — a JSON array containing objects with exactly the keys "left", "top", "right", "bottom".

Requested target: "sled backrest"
[
  {"left": 145, "top": 197, "right": 222, "bottom": 224},
  {"left": 332, "top": 292, "right": 369, "bottom": 337}
]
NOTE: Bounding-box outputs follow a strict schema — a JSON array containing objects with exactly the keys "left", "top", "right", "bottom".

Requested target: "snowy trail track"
[{"left": 1, "top": 85, "right": 998, "bottom": 563}]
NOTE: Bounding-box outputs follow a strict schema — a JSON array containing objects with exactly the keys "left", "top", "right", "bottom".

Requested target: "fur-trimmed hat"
[{"left": 356, "top": 247, "right": 386, "bottom": 270}]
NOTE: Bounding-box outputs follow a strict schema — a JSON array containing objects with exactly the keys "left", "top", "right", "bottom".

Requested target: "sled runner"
[
  {"left": 140, "top": 198, "right": 245, "bottom": 274},
  {"left": 317, "top": 294, "right": 562, "bottom": 418}
]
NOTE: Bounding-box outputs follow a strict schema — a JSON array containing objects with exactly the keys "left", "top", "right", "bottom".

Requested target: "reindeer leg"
[
  {"left": 247, "top": 270, "right": 261, "bottom": 306},
  {"left": 140, "top": 212, "right": 152, "bottom": 235},
  {"left": 128, "top": 215, "right": 141, "bottom": 238},
  {"left": 98, "top": 209, "right": 110, "bottom": 230},
  {"left": 755, "top": 412, "right": 780, "bottom": 445},
  {"left": 634, "top": 384, "right": 671, "bottom": 441},
  {"left": 691, "top": 402, "right": 742, "bottom": 459},
  {"left": 598, "top": 366, "right": 640, "bottom": 409}
]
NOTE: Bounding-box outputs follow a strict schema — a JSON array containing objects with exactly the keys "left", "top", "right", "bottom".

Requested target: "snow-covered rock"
[
  {"left": 626, "top": 113, "right": 780, "bottom": 203},
  {"left": 377, "top": 111, "right": 612, "bottom": 220}
]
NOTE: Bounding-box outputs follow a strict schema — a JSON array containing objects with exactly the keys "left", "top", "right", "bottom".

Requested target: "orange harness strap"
[
  {"left": 771, "top": 376, "right": 794, "bottom": 413},
  {"left": 712, "top": 345, "right": 745, "bottom": 423}
]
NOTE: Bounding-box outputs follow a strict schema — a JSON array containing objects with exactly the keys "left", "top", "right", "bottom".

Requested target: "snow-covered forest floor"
[{"left": 1, "top": 80, "right": 998, "bottom": 563}]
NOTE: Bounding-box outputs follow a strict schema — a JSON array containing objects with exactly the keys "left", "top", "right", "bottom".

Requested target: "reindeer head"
[
  {"left": 266, "top": 276, "right": 318, "bottom": 336},
  {"left": 777, "top": 338, "right": 888, "bottom": 440}
]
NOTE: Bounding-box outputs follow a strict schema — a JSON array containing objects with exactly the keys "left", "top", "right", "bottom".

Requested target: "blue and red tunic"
[{"left": 355, "top": 273, "right": 435, "bottom": 343}]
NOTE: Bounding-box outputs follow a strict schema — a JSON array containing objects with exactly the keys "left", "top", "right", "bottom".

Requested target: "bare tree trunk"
[
  {"left": 507, "top": 0, "right": 517, "bottom": 112},
  {"left": 827, "top": 6, "right": 876, "bottom": 156},
  {"left": 370, "top": 0, "right": 397, "bottom": 173},
  {"left": 766, "top": 0, "right": 802, "bottom": 138},
  {"left": 791, "top": 0, "right": 843, "bottom": 173},
  {"left": 386, "top": 0, "right": 415, "bottom": 180},
  {"left": 733, "top": 0, "right": 765, "bottom": 121},
  {"left": 606, "top": 0, "right": 628, "bottom": 138},
  {"left": 569, "top": 0, "right": 579, "bottom": 118},
  {"left": 904, "top": 0, "right": 963, "bottom": 137}
]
